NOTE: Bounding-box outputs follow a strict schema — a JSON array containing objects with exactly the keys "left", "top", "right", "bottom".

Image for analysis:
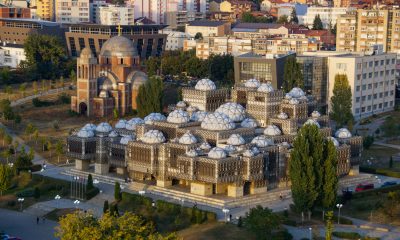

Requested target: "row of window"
[
  {"left": 355, "top": 80, "right": 395, "bottom": 91},
  {"left": 356, "top": 58, "right": 396, "bottom": 69},
  {"left": 357, "top": 70, "right": 396, "bottom": 80},
  {"left": 355, "top": 101, "right": 394, "bottom": 114},
  {"left": 355, "top": 91, "right": 395, "bottom": 102}
]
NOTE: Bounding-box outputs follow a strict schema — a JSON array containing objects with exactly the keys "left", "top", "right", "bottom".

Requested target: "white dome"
[
  {"left": 311, "top": 111, "right": 321, "bottom": 118},
  {"left": 251, "top": 135, "right": 273, "bottom": 148},
  {"left": 227, "top": 134, "right": 246, "bottom": 146},
  {"left": 208, "top": 147, "right": 227, "bottom": 159},
  {"left": 108, "top": 131, "right": 119, "bottom": 138},
  {"left": 277, "top": 112, "right": 288, "bottom": 119},
  {"left": 179, "top": 131, "right": 198, "bottom": 145},
  {"left": 200, "top": 141, "right": 211, "bottom": 150},
  {"left": 186, "top": 106, "right": 198, "bottom": 112},
  {"left": 224, "top": 145, "right": 237, "bottom": 153},
  {"left": 77, "top": 128, "right": 95, "bottom": 138},
  {"left": 335, "top": 128, "right": 352, "bottom": 139},
  {"left": 195, "top": 79, "right": 216, "bottom": 91},
  {"left": 289, "top": 98, "right": 299, "bottom": 105},
  {"left": 141, "top": 130, "right": 166, "bottom": 144},
  {"left": 327, "top": 136, "right": 339, "bottom": 147},
  {"left": 257, "top": 83, "right": 274, "bottom": 93},
  {"left": 167, "top": 110, "right": 190, "bottom": 124},
  {"left": 241, "top": 118, "right": 258, "bottom": 128},
  {"left": 144, "top": 113, "right": 166, "bottom": 124},
  {"left": 126, "top": 118, "right": 144, "bottom": 130},
  {"left": 304, "top": 119, "right": 320, "bottom": 128},
  {"left": 285, "top": 93, "right": 292, "bottom": 99},
  {"left": 215, "top": 102, "right": 246, "bottom": 122},
  {"left": 264, "top": 125, "right": 282, "bottom": 136},
  {"left": 288, "top": 87, "right": 305, "bottom": 98},
  {"left": 243, "top": 149, "right": 254, "bottom": 157},
  {"left": 191, "top": 111, "right": 208, "bottom": 122},
  {"left": 176, "top": 101, "right": 187, "bottom": 108},
  {"left": 115, "top": 119, "right": 128, "bottom": 129},
  {"left": 120, "top": 135, "right": 134, "bottom": 145},
  {"left": 201, "top": 112, "right": 235, "bottom": 131},
  {"left": 252, "top": 147, "right": 260, "bottom": 155},
  {"left": 83, "top": 123, "right": 97, "bottom": 131},
  {"left": 186, "top": 149, "right": 198, "bottom": 157},
  {"left": 96, "top": 122, "right": 112, "bottom": 133},
  {"left": 244, "top": 78, "right": 260, "bottom": 88}
]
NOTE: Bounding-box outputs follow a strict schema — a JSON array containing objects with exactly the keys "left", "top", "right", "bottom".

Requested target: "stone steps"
[{"left": 62, "top": 168, "right": 129, "bottom": 189}]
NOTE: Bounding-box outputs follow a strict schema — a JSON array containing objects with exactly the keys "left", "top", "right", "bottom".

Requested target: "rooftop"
[
  {"left": 0, "top": 17, "right": 60, "bottom": 26},
  {"left": 236, "top": 51, "right": 294, "bottom": 59},
  {"left": 187, "top": 20, "right": 228, "bottom": 27}
]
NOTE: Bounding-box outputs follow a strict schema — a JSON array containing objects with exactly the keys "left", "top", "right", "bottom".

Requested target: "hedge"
[
  {"left": 360, "top": 166, "right": 400, "bottom": 178},
  {"left": 85, "top": 187, "right": 99, "bottom": 200},
  {"left": 332, "top": 231, "right": 361, "bottom": 239},
  {"left": 16, "top": 188, "right": 35, "bottom": 198}
]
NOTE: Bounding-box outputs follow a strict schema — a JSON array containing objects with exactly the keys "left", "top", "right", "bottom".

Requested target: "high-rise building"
[
  {"left": 55, "top": 0, "right": 90, "bottom": 23},
  {"left": 36, "top": 0, "right": 54, "bottom": 21},
  {"left": 298, "top": 6, "right": 353, "bottom": 29},
  {"left": 97, "top": 5, "right": 135, "bottom": 25}
]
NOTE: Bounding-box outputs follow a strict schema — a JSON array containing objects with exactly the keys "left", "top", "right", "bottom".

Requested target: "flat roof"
[
  {"left": 236, "top": 51, "right": 293, "bottom": 59},
  {"left": 0, "top": 17, "right": 60, "bottom": 26},
  {"left": 187, "top": 20, "right": 227, "bottom": 27}
]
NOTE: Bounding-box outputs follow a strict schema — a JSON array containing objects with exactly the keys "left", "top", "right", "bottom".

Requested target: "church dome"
[
  {"left": 167, "top": 110, "right": 190, "bottom": 124},
  {"left": 288, "top": 87, "right": 305, "bottom": 98},
  {"left": 144, "top": 113, "right": 166, "bottom": 124},
  {"left": 304, "top": 119, "right": 320, "bottom": 128},
  {"left": 251, "top": 135, "right": 273, "bottom": 148},
  {"left": 257, "top": 83, "right": 274, "bottom": 93},
  {"left": 195, "top": 79, "right": 216, "bottom": 91},
  {"left": 80, "top": 47, "right": 94, "bottom": 59},
  {"left": 141, "top": 130, "right": 166, "bottom": 144},
  {"left": 241, "top": 118, "right": 258, "bottom": 128},
  {"left": 227, "top": 134, "right": 246, "bottom": 146},
  {"left": 115, "top": 119, "right": 128, "bottom": 129},
  {"left": 201, "top": 112, "right": 235, "bottom": 131},
  {"left": 77, "top": 128, "right": 95, "bottom": 138},
  {"left": 96, "top": 122, "right": 112, "bottom": 133},
  {"left": 100, "top": 36, "right": 138, "bottom": 58},
  {"left": 208, "top": 147, "right": 227, "bottom": 159},
  {"left": 335, "top": 128, "right": 352, "bottom": 139},
  {"left": 179, "top": 131, "right": 198, "bottom": 145},
  {"left": 190, "top": 111, "right": 208, "bottom": 122},
  {"left": 244, "top": 78, "right": 260, "bottom": 88},
  {"left": 128, "top": 71, "right": 148, "bottom": 90},
  {"left": 215, "top": 102, "right": 246, "bottom": 122},
  {"left": 186, "top": 149, "right": 198, "bottom": 157},
  {"left": 120, "top": 135, "right": 135, "bottom": 145},
  {"left": 264, "top": 125, "right": 282, "bottom": 136},
  {"left": 83, "top": 123, "right": 97, "bottom": 131}
]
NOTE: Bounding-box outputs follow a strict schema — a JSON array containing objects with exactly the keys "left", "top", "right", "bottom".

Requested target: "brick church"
[{"left": 71, "top": 35, "right": 148, "bottom": 117}]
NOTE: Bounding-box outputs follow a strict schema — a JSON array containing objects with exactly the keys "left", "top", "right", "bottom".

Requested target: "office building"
[
  {"left": 164, "top": 11, "right": 205, "bottom": 29},
  {"left": 298, "top": 7, "right": 353, "bottom": 29}
]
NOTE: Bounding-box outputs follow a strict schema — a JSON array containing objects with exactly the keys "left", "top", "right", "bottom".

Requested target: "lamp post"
[
  {"left": 336, "top": 204, "right": 343, "bottom": 224},
  {"left": 54, "top": 195, "right": 61, "bottom": 209},
  {"left": 222, "top": 208, "right": 230, "bottom": 222},
  {"left": 74, "top": 200, "right": 80, "bottom": 210},
  {"left": 180, "top": 198, "right": 185, "bottom": 207},
  {"left": 17, "top": 198, "right": 24, "bottom": 211},
  {"left": 308, "top": 227, "right": 312, "bottom": 240},
  {"left": 138, "top": 190, "right": 145, "bottom": 197}
]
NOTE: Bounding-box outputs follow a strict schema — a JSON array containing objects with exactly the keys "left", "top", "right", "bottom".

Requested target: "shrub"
[
  {"left": 206, "top": 211, "right": 217, "bottom": 222},
  {"left": 85, "top": 187, "right": 99, "bottom": 200},
  {"left": 32, "top": 98, "right": 53, "bottom": 107},
  {"left": 7, "top": 200, "right": 16, "bottom": 207},
  {"left": 57, "top": 93, "right": 70, "bottom": 104},
  {"left": 30, "top": 164, "right": 42, "bottom": 172},
  {"left": 34, "top": 187, "right": 40, "bottom": 199},
  {"left": 363, "top": 135, "right": 374, "bottom": 149},
  {"left": 16, "top": 188, "right": 34, "bottom": 197},
  {"left": 332, "top": 231, "right": 361, "bottom": 239}
]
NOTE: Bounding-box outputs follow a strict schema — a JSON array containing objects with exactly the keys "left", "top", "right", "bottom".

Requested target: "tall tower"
[{"left": 76, "top": 48, "right": 98, "bottom": 116}]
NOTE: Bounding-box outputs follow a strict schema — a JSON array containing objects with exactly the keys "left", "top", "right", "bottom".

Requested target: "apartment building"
[
  {"left": 56, "top": 0, "right": 90, "bottom": 23},
  {"left": 96, "top": 5, "right": 135, "bottom": 25},
  {"left": 195, "top": 36, "right": 252, "bottom": 59},
  {"left": 185, "top": 20, "right": 231, "bottom": 37},
  {"left": 232, "top": 23, "right": 292, "bottom": 39},
  {"left": 161, "top": 29, "right": 193, "bottom": 51},
  {"left": 164, "top": 11, "right": 205, "bottom": 29},
  {"left": 219, "top": 0, "right": 257, "bottom": 18},
  {"left": 36, "top": 0, "right": 54, "bottom": 21},
  {"left": 0, "top": 6, "right": 31, "bottom": 18},
  {"left": 298, "top": 7, "right": 353, "bottom": 29},
  {"left": 0, "top": 43, "right": 26, "bottom": 68}
]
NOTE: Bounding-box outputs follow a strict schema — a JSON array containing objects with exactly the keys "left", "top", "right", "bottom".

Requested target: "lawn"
[
  {"left": 178, "top": 222, "right": 257, "bottom": 240},
  {"left": 44, "top": 208, "right": 76, "bottom": 221},
  {"left": 361, "top": 145, "right": 400, "bottom": 169}
]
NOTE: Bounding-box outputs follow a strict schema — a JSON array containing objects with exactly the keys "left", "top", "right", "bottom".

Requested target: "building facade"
[
  {"left": 161, "top": 29, "right": 193, "bottom": 51},
  {"left": 0, "top": 6, "right": 31, "bottom": 18},
  {"left": 0, "top": 43, "right": 25, "bottom": 68},
  {"left": 96, "top": 5, "right": 135, "bottom": 25},
  {"left": 56, "top": 0, "right": 90, "bottom": 23},
  {"left": 164, "top": 11, "right": 205, "bottom": 29},
  {"left": 219, "top": 0, "right": 257, "bottom": 19},
  {"left": 298, "top": 7, "right": 353, "bottom": 29},
  {"left": 185, "top": 20, "right": 231, "bottom": 38},
  {"left": 36, "top": 0, "right": 54, "bottom": 21}
]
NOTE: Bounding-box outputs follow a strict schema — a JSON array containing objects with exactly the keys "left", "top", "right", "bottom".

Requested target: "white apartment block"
[
  {"left": 195, "top": 36, "right": 252, "bottom": 59},
  {"left": 0, "top": 43, "right": 26, "bottom": 68},
  {"left": 161, "top": 29, "right": 193, "bottom": 51},
  {"left": 299, "top": 7, "right": 353, "bottom": 29},
  {"left": 96, "top": 5, "right": 135, "bottom": 25},
  {"left": 327, "top": 47, "right": 397, "bottom": 120},
  {"left": 56, "top": 0, "right": 90, "bottom": 23}
]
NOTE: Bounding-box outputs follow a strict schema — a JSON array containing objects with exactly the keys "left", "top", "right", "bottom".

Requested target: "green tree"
[
  {"left": 55, "top": 140, "right": 63, "bottom": 163},
  {"left": 381, "top": 116, "right": 399, "bottom": 139},
  {"left": 114, "top": 182, "right": 122, "bottom": 201},
  {"left": 389, "top": 156, "right": 393, "bottom": 168},
  {"left": 15, "top": 151, "right": 33, "bottom": 170},
  {"left": 0, "top": 68, "right": 11, "bottom": 85},
  {"left": 70, "top": 70, "right": 77, "bottom": 83},
  {"left": 40, "top": 136, "right": 47, "bottom": 152},
  {"left": 136, "top": 76, "right": 164, "bottom": 118},
  {"left": 103, "top": 200, "right": 109, "bottom": 213},
  {"left": 87, "top": 174, "right": 94, "bottom": 191},
  {"left": 4, "top": 85, "right": 13, "bottom": 100},
  {"left": 243, "top": 205, "right": 281, "bottom": 238},
  {"left": 313, "top": 14, "right": 324, "bottom": 30},
  {"left": 184, "top": 56, "right": 208, "bottom": 78},
  {"left": 4, "top": 134, "right": 12, "bottom": 148},
  {"left": 208, "top": 54, "right": 234, "bottom": 87},
  {"left": 34, "top": 187, "right": 40, "bottom": 200},
  {"left": 24, "top": 34, "right": 66, "bottom": 80},
  {"left": 110, "top": 203, "right": 119, "bottom": 217},
  {"left": 113, "top": 108, "right": 119, "bottom": 119},
  {"left": 25, "top": 123, "right": 37, "bottom": 140},
  {"left": 33, "top": 130, "right": 39, "bottom": 145},
  {"left": 325, "top": 211, "right": 334, "bottom": 240},
  {"left": 241, "top": 12, "right": 256, "bottom": 23},
  {"left": 321, "top": 140, "right": 338, "bottom": 211},
  {"left": 363, "top": 135, "right": 374, "bottom": 150},
  {"left": 32, "top": 81, "right": 38, "bottom": 95},
  {"left": 283, "top": 56, "right": 303, "bottom": 92},
  {"left": 331, "top": 23, "right": 337, "bottom": 35},
  {"left": 277, "top": 15, "right": 289, "bottom": 24},
  {"left": 145, "top": 57, "right": 161, "bottom": 77},
  {"left": 47, "top": 140, "right": 53, "bottom": 158},
  {"left": 194, "top": 32, "right": 203, "bottom": 40},
  {"left": 0, "top": 164, "right": 13, "bottom": 195},
  {"left": 330, "top": 74, "right": 353, "bottom": 128},
  {"left": 1, "top": 149, "right": 12, "bottom": 164},
  {"left": 290, "top": 8, "right": 298, "bottom": 23}
]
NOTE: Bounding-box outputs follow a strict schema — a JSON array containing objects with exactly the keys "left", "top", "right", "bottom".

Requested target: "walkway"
[
  {"left": 10, "top": 86, "right": 74, "bottom": 107},
  {"left": 374, "top": 141, "right": 400, "bottom": 151}
]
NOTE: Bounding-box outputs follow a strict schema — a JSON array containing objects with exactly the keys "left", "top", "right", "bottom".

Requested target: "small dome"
[
  {"left": 115, "top": 119, "right": 128, "bottom": 129},
  {"left": 251, "top": 135, "right": 273, "bottom": 148},
  {"left": 120, "top": 135, "right": 134, "bottom": 145},
  {"left": 186, "top": 149, "right": 198, "bottom": 157},
  {"left": 224, "top": 145, "right": 237, "bottom": 153},
  {"left": 215, "top": 102, "right": 246, "bottom": 122},
  {"left": 244, "top": 78, "right": 260, "bottom": 88},
  {"left": 191, "top": 111, "right": 208, "bottom": 122},
  {"left": 108, "top": 131, "right": 119, "bottom": 138},
  {"left": 96, "top": 122, "right": 112, "bottom": 133},
  {"left": 288, "top": 87, "right": 305, "bottom": 98},
  {"left": 77, "top": 128, "right": 95, "bottom": 138},
  {"left": 167, "top": 110, "right": 190, "bottom": 124},
  {"left": 277, "top": 112, "right": 288, "bottom": 119},
  {"left": 251, "top": 147, "right": 260, "bottom": 155},
  {"left": 280, "top": 142, "right": 291, "bottom": 148},
  {"left": 83, "top": 123, "right": 97, "bottom": 131},
  {"left": 335, "top": 128, "right": 352, "bottom": 139},
  {"left": 264, "top": 125, "right": 282, "bottom": 136},
  {"left": 141, "top": 130, "right": 166, "bottom": 144},
  {"left": 200, "top": 141, "right": 211, "bottom": 150},
  {"left": 144, "top": 113, "right": 166, "bottom": 124},
  {"left": 227, "top": 134, "right": 246, "bottom": 146},
  {"left": 129, "top": 71, "right": 148, "bottom": 90},
  {"left": 327, "top": 137, "right": 339, "bottom": 147},
  {"left": 304, "top": 119, "right": 320, "bottom": 128},
  {"left": 257, "top": 83, "right": 274, "bottom": 93},
  {"left": 186, "top": 106, "right": 198, "bottom": 112},
  {"left": 126, "top": 118, "right": 144, "bottom": 130},
  {"left": 179, "top": 131, "right": 197, "bottom": 145},
  {"left": 100, "top": 36, "right": 138, "bottom": 57},
  {"left": 285, "top": 93, "right": 292, "bottom": 100},
  {"left": 208, "top": 147, "right": 227, "bottom": 159},
  {"left": 311, "top": 111, "right": 321, "bottom": 118},
  {"left": 80, "top": 47, "right": 94, "bottom": 58},
  {"left": 201, "top": 112, "right": 235, "bottom": 131},
  {"left": 99, "top": 90, "right": 110, "bottom": 98},
  {"left": 176, "top": 101, "right": 187, "bottom": 108},
  {"left": 241, "top": 118, "right": 258, "bottom": 128},
  {"left": 289, "top": 98, "right": 299, "bottom": 105},
  {"left": 195, "top": 79, "right": 216, "bottom": 91}
]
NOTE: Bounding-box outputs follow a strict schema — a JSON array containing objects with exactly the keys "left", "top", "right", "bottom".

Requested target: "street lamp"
[
  {"left": 152, "top": 201, "right": 156, "bottom": 208},
  {"left": 55, "top": 195, "right": 61, "bottom": 209},
  {"left": 74, "top": 200, "right": 80, "bottom": 209},
  {"left": 336, "top": 204, "right": 343, "bottom": 224},
  {"left": 180, "top": 198, "right": 185, "bottom": 207},
  {"left": 222, "top": 208, "right": 230, "bottom": 222},
  {"left": 138, "top": 190, "right": 145, "bottom": 196},
  {"left": 308, "top": 227, "right": 312, "bottom": 240},
  {"left": 93, "top": 179, "right": 100, "bottom": 184},
  {"left": 17, "top": 198, "right": 24, "bottom": 211}
]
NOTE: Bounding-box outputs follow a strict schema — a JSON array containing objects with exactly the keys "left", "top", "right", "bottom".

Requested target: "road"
[{"left": 10, "top": 86, "right": 74, "bottom": 107}]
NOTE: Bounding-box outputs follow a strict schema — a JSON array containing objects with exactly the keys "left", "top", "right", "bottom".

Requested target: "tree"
[
  {"left": 277, "top": 15, "right": 289, "bottom": 24},
  {"left": 87, "top": 174, "right": 94, "bottom": 191},
  {"left": 110, "top": 203, "right": 119, "bottom": 217},
  {"left": 70, "top": 70, "right": 77, "bottom": 84},
  {"left": 331, "top": 23, "right": 337, "bottom": 35},
  {"left": 4, "top": 85, "right": 13, "bottom": 100},
  {"left": 145, "top": 57, "right": 161, "bottom": 77},
  {"left": 4, "top": 134, "right": 12, "bottom": 148},
  {"left": 381, "top": 116, "right": 399, "bottom": 139},
  {"left": 59, "top": 76, "right": 65, "bottom": 88},
  {"left": 330, "top": 74, "right": 353, "bottom": 128},
  {"left": 321, "top": 140, "right": 338, "bottom": 211},
  {"left": 14, "top": 114, "right": 21, "bottom": 126},
  {"left": 40, "top": 136, "right": 47, "bottom": 152},
  {"left": 290, "top": 8, "right": 298, "bottom": 24},
  {"left": 25, "top": 123, "right": 37, "bottom": 140},
  {"left": 33, "top": 130, "right": 39, "bottom": 145},
  {"left": 283, "top": 56, "right": 303, "bottom": 92},
  {"left": 363, "top": 136, "right": 374, "bottom": 150},
  {"left": 325, "top": 211, "right": 334, "bottom": 240},
  {"left": 32, "top": 81, "right": 38, "bottom": 95},
  {"left": 24, "top": 34, "right": 66, "bottom": 80},
  {"left": 114, "top": 182, "right": 122, "bottom": 201},
  {"left": 1, "top": 149, "right": 12, "bottom": 164},
  {"left": 136, "top": 76, "right": 164, "bottom": 118},
  {"left": 313, "top": 14, "right": 324, "bottom": 30},
  {"left": 103, "top": 200, "right": 109, "bottom": 213},
  {"left": 19, "top": 83, "right": 27, "bottom": 97},
  {"left": 34, "top": 187, "right": 40, "bottom": 200},
  {"left": 15, "top": 151, "right": 33, "bottom": 170},
  {"left": 208, "top": 54, "right": 234, "bottom": 87},
  {"left": 241, "top": 12, "right": 256, "bottom": 23},
  {"left": 194, "top": 32, "right": 203, "bottom": 40},
  {"left": 0, "top": 164, "right": 13, "bottom": 196},
  {"left": 55, "top": 140, "right": 63, "bottom": 163},
  {"left": 243, "top": 205, "right": 281, "bottom": 238},
  {"left": 47, "top": 140, "right": 53, "bottom": 158}
]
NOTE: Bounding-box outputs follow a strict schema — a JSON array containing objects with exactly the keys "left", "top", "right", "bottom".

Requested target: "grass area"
[
  {"left": 178, "top": 222, "right": 257, "bottom": 240},
  {"left": 340, "top": 194, "right": 382, "bottom": 220},
  {"left": 361, "top": 145, "right": 399, "bottom": 169},
  {"left": 44, "top": 208, "right": 76, "bottom": 221},
  {"left": 0, "top": 172, "right": 71, "bottom": 211}
]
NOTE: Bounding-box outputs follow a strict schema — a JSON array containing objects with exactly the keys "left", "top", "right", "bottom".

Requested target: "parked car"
[
  {"left": 355, "top": 183, "right": 374, "bottom": 192},
  {"left": 381, "top": 181, "right": 397, "bottom": 188}
]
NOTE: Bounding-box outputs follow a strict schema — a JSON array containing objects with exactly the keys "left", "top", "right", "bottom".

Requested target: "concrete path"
[
  {"left": 10, "top": 86, "right": 74, "bottom": 107},
  {"left": 374, "top": 141, "right": 400, "bottom": 150},
  {"left": 0, "top": 208, "right": 57, "bottom": 240}
]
